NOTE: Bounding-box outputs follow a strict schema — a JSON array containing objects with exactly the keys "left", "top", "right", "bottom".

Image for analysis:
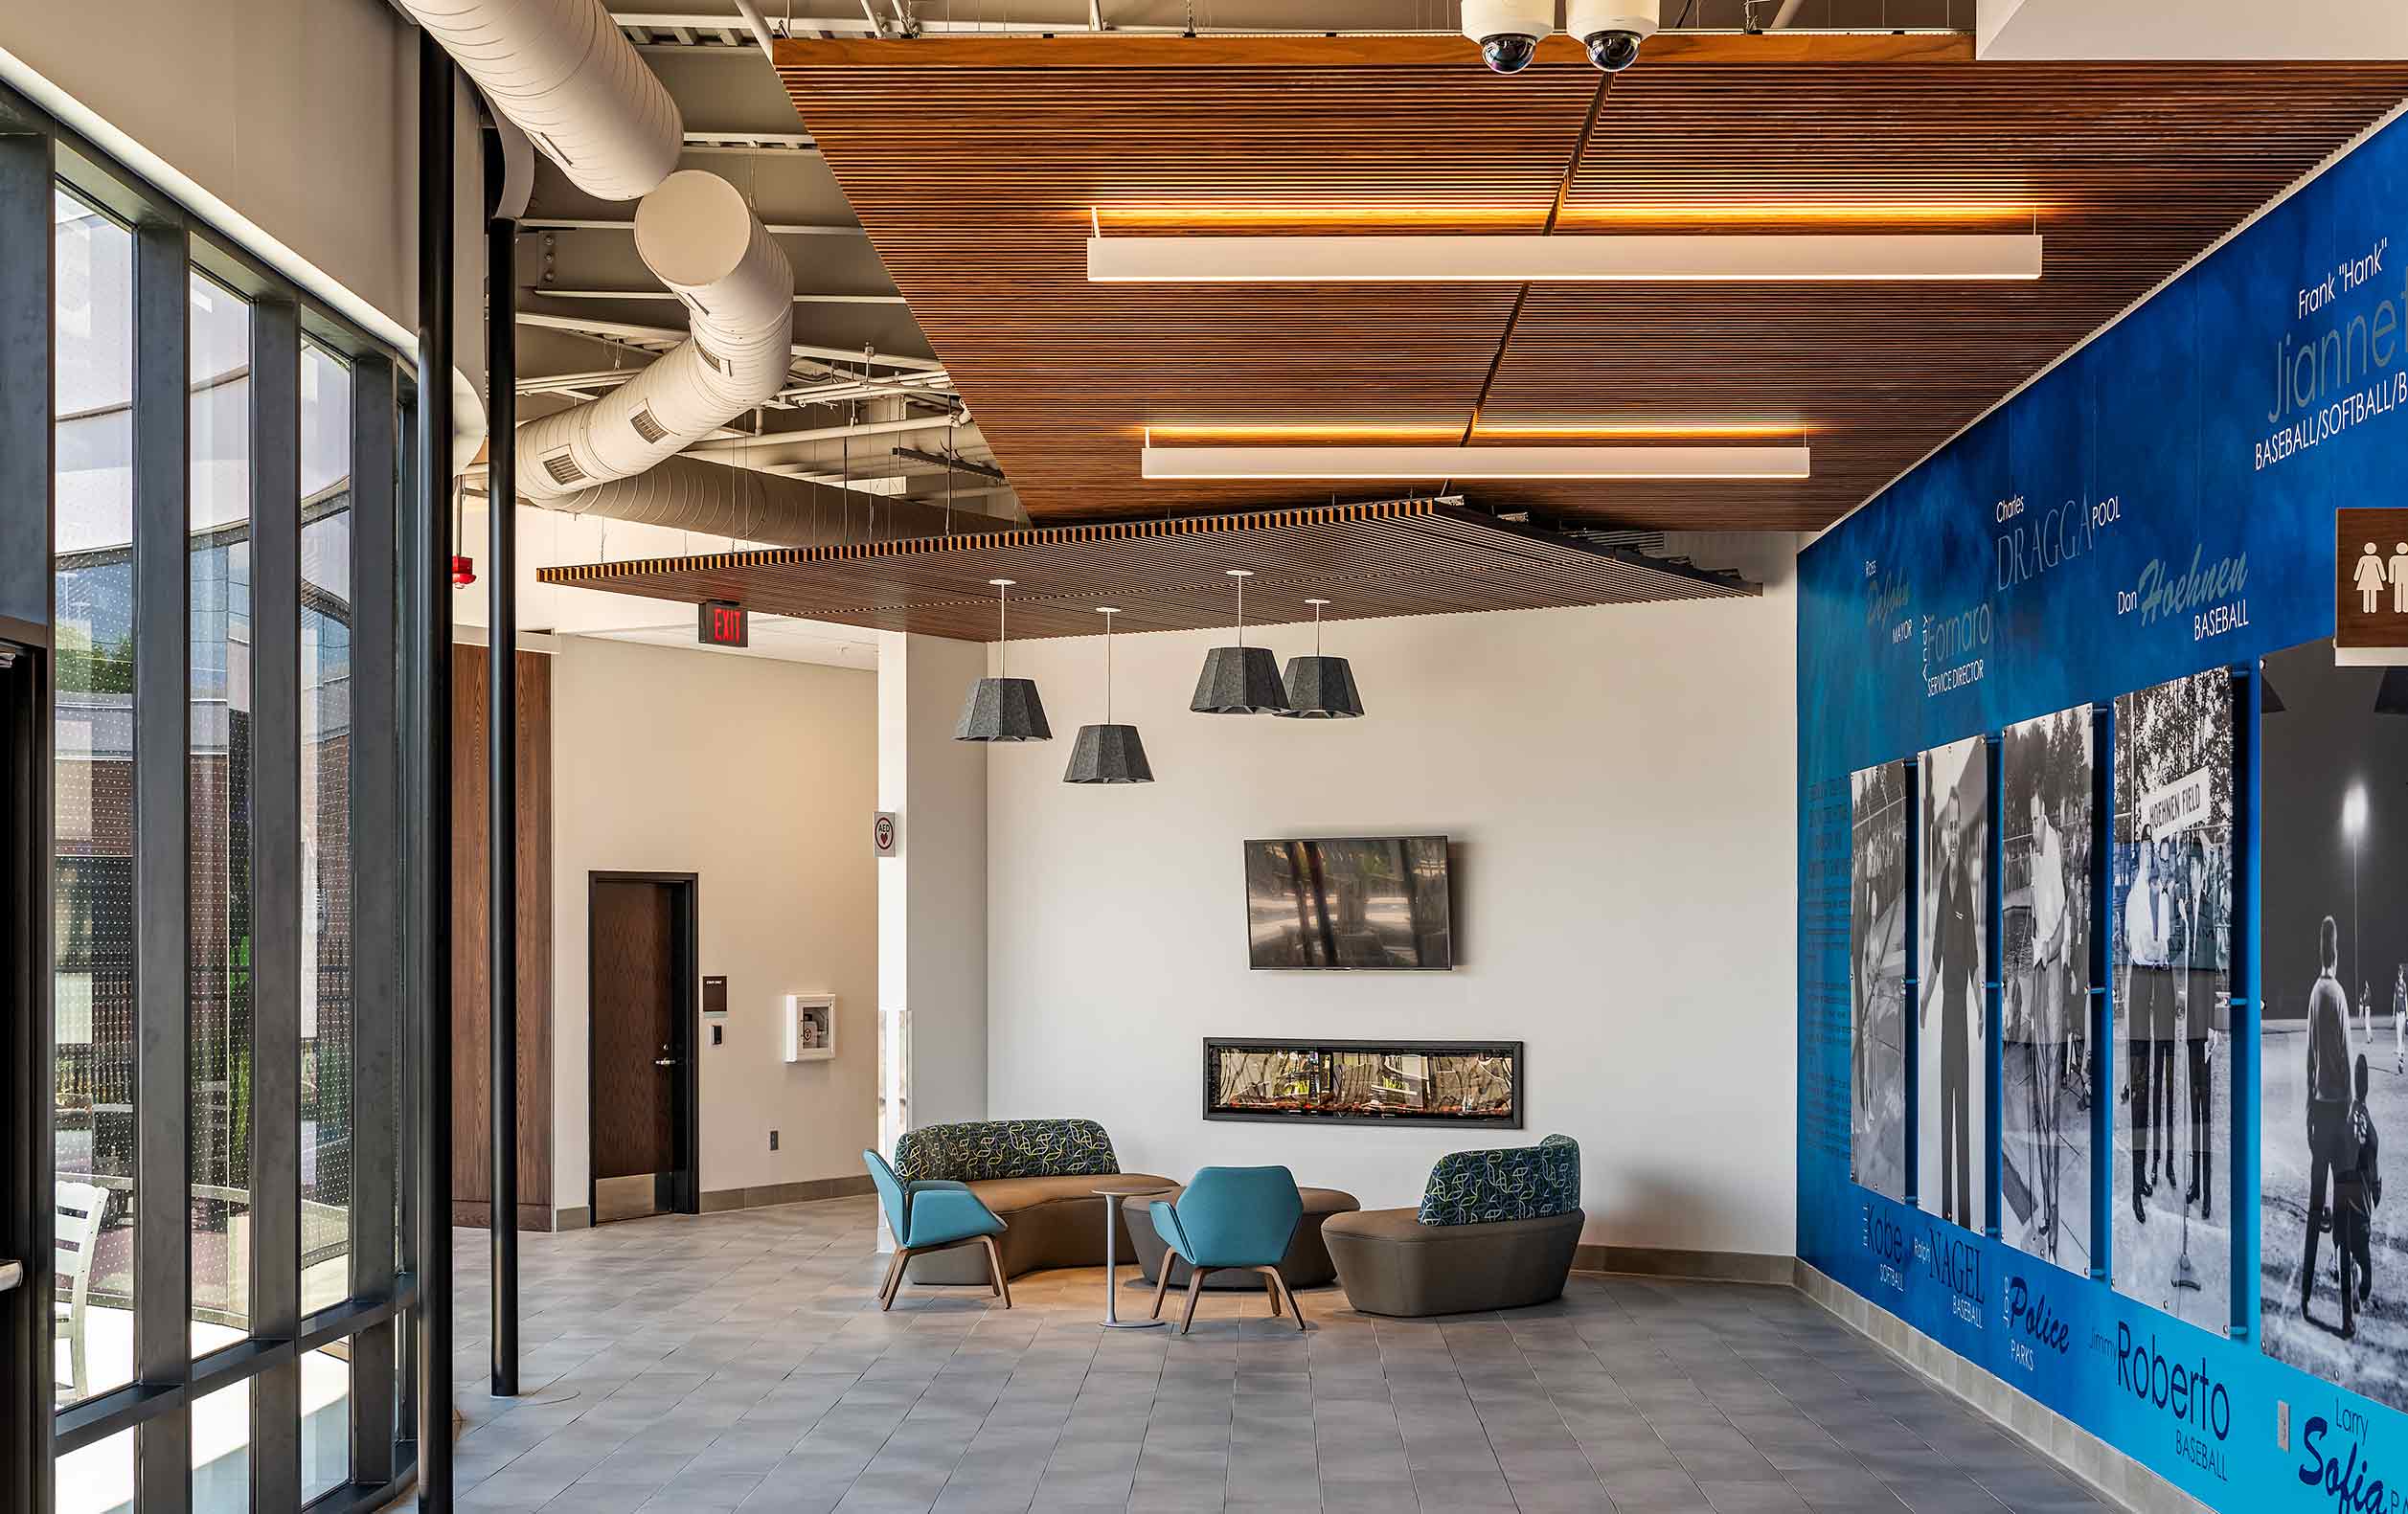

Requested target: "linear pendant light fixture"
[
  {"left": 1064, "top": 607, "right": 1155, "bottom": 783},
  {"left": 956, "top": 577, "right": 1053, "bottom": 742},
  {"left": 1087, "top": 232, "right": 2042, "bottom": 284},
  {"left": 1142, "top": 441, "right": 1809, "bottom": 482},
  {"left": 1192, "top": 570, "right": 1290, "bottom": 714}
]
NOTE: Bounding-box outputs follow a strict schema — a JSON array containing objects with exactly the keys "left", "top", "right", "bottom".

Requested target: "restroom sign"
[{"left": 2337, "top": 508, "right": 2408, "bottom": 665}]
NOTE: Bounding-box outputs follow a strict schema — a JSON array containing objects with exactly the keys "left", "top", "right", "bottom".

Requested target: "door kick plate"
[{"left": 594, "top": 1173, "right": 665, "bottom": 1224}]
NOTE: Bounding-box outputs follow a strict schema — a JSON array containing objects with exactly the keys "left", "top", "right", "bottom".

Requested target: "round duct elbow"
[
  {"left": 517, "top": 173, "right": 794, "bottom": 502},
  {"left": 399, "top": 0, "right": 683, "bottom": 201}
]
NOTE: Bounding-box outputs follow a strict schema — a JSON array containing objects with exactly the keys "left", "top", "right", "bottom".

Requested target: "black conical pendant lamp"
[
  {"left": 956, "top": 578, "right": 1053, "bottom": 741},
  {"left": 1064, "top": 607, "right": 1154, "bottom": 783},
  {"left": 1277, "top": 597, "right": 1365, "bottom": 719},
  {"left": 1191, "top": 568, "right": 1289, "bottom": 714}
]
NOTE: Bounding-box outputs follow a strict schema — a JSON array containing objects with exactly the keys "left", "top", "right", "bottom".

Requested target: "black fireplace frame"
[{"left": 1201, "top": 1037, "right": 1525, "bottom": 1129}]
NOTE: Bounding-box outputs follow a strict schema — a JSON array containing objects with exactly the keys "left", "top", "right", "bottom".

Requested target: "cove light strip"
[
  {"left": 1088, "top": 233, "right": 2041, "bottom": 283},
  {"left": 1140, "top": 443, "right": 1811, "bottom": 482}
]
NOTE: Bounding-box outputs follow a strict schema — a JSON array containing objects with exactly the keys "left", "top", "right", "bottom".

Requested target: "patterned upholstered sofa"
[
  {"left": 893, "top": 1119, "right": 1173, "bottom": 1285},
  {"left": 1320, "top": 1135, "right": 1584, "bottom": 1316}
]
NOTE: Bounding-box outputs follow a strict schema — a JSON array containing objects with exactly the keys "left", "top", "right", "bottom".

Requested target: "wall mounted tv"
[{"left": 1243, "top": 836, "right": 1453, "bottom": 970}]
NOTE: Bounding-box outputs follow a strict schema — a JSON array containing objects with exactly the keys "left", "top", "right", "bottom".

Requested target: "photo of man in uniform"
[{"left": 1920, "top": 736, "right": 1988, "bottom": 1233}]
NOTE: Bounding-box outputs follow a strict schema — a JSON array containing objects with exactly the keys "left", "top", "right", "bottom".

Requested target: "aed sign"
[
  {"left": 698, "top": 599, "right": 749, "bottom": 648},
  {"left": 873, "top": 811, "right": 897, "bottom": 858},
  {"left": 2336, "top": 508, "right": 2408, "bottom": 664}
]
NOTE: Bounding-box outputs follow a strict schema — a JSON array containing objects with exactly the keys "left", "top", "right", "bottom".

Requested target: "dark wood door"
[{"left": 589, "top": 877, "right": 685, "bottom": 1220}]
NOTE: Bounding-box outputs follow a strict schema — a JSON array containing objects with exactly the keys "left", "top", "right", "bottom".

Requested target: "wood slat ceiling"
[
  {"left": 774, "top": 32, "right": 2408, "bottom": 531},
  {"left": 533, "top": 498, "right": 1756, "bottom": 640}
]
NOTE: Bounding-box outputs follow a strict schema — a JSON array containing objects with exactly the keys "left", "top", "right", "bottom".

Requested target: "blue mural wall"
[{"left": 1798, "top": 107, "right": 2408, "bottom": 1508}]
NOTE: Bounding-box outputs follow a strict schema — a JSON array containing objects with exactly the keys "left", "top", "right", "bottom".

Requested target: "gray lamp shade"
[
  {"left": 1063, "top": 723, "right": 1155, "bottom": 783},
  {"left": 1191, "top": 644, "right": 1289, "bottom": 714},
  {"left": 1277, "top": 654, "right": 1364, "bottom": 719},
  {"left": 955, "top": 676, "right": 1053, "bottom": 741}
]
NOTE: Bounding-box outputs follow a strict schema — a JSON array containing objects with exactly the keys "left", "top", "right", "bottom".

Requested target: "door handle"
[{"left": 653, "top": 1057, "right": 678, "bottom": 1068}]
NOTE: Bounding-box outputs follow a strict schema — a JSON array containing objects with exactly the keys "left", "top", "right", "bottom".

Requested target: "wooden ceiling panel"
[
  {"left": 534, "top": 499, "right": 1755, "bottom": 641},
  {"left": 778, "top": 34, "right": 2408, "bottom": 531}
]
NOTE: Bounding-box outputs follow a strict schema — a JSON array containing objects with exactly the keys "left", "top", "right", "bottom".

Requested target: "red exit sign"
[{"left": 697, "top": 600, "right": 749, "bottom": 647}]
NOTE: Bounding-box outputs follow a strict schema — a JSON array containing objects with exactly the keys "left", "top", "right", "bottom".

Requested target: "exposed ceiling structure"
[
  {"left": 525, "top": 2, "right": 1987, "bottom": 530},
  {"left": 513, "top": 10, "right": 1010, "bottom": 522},
  {"left": 761, "top": 30, "right": 2408, "bottom": 531}
]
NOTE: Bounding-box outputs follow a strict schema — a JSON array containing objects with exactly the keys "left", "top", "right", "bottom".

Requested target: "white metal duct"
[
  {"left": 398, "top": 0, "right": 682, "bottom": 200},
  {"left": 400, "top": 0, "right": 798, "bottom": 507},
  {"left": 518, "top": 172, "right": 794, "bottom": 502}
]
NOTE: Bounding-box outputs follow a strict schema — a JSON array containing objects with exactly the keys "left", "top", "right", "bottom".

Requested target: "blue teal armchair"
[
  {"left": 863, "top": 1148, "right": 1011, "bottom": 1310},
  {"left": 1147, "top": 1165, "right": 1306, "bottom": 1332}
]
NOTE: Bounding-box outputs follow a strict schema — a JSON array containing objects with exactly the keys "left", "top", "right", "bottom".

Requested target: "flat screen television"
[{"left": 1243, "top": 836, "right": 1453, "bottom": 970}]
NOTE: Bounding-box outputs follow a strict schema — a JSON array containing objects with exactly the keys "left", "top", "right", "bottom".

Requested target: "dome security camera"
[
  {"left": 1461, "top": 0, "right": 1553, "bottom": 74},
  {"left": 1568, "top": 0, "right": 1660, "bottom": 71}
]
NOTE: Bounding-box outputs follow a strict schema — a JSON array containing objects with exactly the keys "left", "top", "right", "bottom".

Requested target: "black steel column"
[
  {"left": 484, "top": 128, "right": 520, "bottom": 1401},
  {"left": 415, "top": 33, "right": 457, "bottom": 1514}
]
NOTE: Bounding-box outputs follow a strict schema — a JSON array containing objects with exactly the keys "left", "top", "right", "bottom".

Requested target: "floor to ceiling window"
[
  {"left": 299, "top": 343, "right": 353, "bottom": 1323},
  {"left": 6, "top": 81, "right": 420, "bottom": 1514},
  {"left": 188, "top": 269, "right": 254, "bottom": 1358},
  {"left": 50, "top": 185, "right": 138, "bottom": 1413}
]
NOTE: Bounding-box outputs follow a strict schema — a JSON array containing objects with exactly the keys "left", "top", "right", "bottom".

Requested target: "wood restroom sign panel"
[{"left": 2337, "top": 508, "right": 2408, "bottom": 664}]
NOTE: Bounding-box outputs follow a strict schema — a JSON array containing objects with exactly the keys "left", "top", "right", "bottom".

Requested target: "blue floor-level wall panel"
[{"left": 1799, "top": 105, "right": 2408, "bottom": 1512}]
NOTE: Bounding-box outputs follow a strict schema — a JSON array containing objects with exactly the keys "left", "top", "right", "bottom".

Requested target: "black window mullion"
[
  {"left": 345, "top": 353, "right": 400, "bottom": 1489},
  {"left": 247, "top": 295, "right": 304, "bottom": 1512},
  {"left": 0, "top": 111, "right": 49, "bottom": 633},
  {"left": 130, "top": 211, "right": 193, "bottom": 1514},
  {"left": 0, "top": 102, "right": 55, "bottom": 1514}
]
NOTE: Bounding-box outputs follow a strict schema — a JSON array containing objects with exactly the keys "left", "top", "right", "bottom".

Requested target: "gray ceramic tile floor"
[{"left": 443, "top": 1198, "right": 2113, "bottom": 1514}]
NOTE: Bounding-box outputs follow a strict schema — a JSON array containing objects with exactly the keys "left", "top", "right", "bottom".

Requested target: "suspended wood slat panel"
[
  {"left": 534, "top": 498, "right": 1755, "bottom": 641},
  {"left": 774, "top": 33, "right": 2408, "bottom": 531}
]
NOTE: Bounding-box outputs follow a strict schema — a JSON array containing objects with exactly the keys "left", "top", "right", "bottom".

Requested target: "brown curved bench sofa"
[
  {"left": 1322, "top": 1134, "right": 1584, "bottom": 1317},
  {"left": 893, "top": 1119, "right": 1173, "bottom": 1285}
]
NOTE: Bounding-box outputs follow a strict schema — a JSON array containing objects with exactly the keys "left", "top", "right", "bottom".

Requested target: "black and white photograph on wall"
[
  {"left": 1920, "top": 735, "right": 1988, "bottom": 1232},
  {"left": 1851, "top": 760, "right": 1911, "bottom": 1202},
  {"left": 2003, "top": 706, "right": 2095, "bottom": 1275},
  {"left": 2111, "top": 667, "right": 2233, "bottom": 1328},
  {"left": 2260, "top": 640, "right": 2408, "bottom": 1405}
]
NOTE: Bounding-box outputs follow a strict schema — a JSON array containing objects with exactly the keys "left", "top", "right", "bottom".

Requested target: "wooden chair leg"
[
  {"left": 1261, "top": 1267, "right": 1283, "bottom": 1317},
  {"left": 1179, "top": 1268, "right": 1208, "bottom": 1334},
  {"left": 880, "top": 1249, "right": 911, "bottom": 1311},
  {"left": 1151, "top": 1260, "right": 1176, "bottom": 1320},
  {"left": 983, "top": 1234, "right": 1012, "bottom": 1309},
  {"left": 1276, "top": 1271, "right": 1307, "bottom": 1332}
]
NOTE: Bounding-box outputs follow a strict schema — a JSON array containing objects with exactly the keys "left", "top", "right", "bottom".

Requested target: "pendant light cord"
[
  {"left": 1104, "top": 613, "right": 1114, "bottom": 723},
  {"left": 1237, "top": 574, "right": 1246, "bottom": 647},
  {"left": 998, "top": 583, "right": 1008, "bottom": 678}
]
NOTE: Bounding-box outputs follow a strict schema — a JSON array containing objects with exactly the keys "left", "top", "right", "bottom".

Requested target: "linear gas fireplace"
[{"left": 1203, "top": 1038, "right": 1523, "bottom": 1128}]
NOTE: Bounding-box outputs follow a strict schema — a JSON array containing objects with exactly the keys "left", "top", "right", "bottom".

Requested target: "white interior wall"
[
  {"left": 549, "top": 633, "right": 879, "bottom": 1209},
  {"left": 0, "top": 0, "right": 419, "bottom": 345},
  {"left": 1977, "top": 0, "right": 2408, "bottom": 58},
  {"left": 877, "top": 632, "right": 989, "bottom": 1140},
  {"left": 985, "top": 534, "right": 1803, "bottom": 1256}
]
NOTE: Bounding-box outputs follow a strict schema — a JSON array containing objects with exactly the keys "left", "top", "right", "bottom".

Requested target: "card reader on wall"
[{"left": 784, "top": 994, "right": 835, "bottom": 1063}]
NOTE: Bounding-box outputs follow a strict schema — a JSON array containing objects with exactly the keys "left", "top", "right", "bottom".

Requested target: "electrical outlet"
[{"left": 769, "top": 1129, "right": 780, "bottom": 1151}]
